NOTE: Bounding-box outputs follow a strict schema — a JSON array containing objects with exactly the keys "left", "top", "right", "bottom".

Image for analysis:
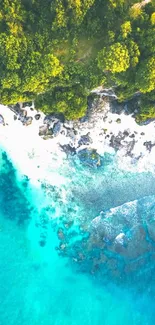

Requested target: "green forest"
[{"left": 0, "top": 0, "right": 155, "bottom": 121}]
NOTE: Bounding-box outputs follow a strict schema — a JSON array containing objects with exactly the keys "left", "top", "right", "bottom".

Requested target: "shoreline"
[{"left": 0, "top": 96, "right": 154, "bottom": 182}]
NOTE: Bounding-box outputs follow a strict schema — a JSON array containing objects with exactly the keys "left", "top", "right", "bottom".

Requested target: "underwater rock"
[
  {"left": 55, "top": 195, "right": 155, "bottom": 280},
  {"left": 77, "top": 148, "right": 101, "bottom": 167},
  {"left": 57, "top": 228, "right": 65, "bottom": 240}
]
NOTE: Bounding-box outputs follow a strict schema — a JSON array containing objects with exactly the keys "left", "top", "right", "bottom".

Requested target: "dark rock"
[
  {"left": 60, "top": 144, "right": 76, "bottom": 156},
  {"left": 129, "top": 134, "right": 135, "bottom": 138},
  {"left": 78, "top": 133, "right": 93, "bottom": 146},
  {"left": 110, "top": 100, "right": 125, "bottom": 115},
  {"left": 0, "top": 114, "right": 5, "bottom": 125},
  {"left": 65, "top": 128, "right": 77, "bottom": 139},
  {"left": 46, "top": 128, "right": 53, "bottom": 136},
  {"left": 79, "top": 115, "right": 88, "bottom": 123},
  {"left": 20, "top": 109, "right": 27, "bottom": 117},
  {"left": 35, "top": 114, "right": 41, "bottom": 120},
  {"left": 126, "top": 140, "right": 136, "bottom": 156},
  {"left": 116, "top": 118, "right": 121, "bottom": 124},
  {"left": 41, "top": 127, "right": 53, "bottom": 139},
  {"left": 43, "top": 113, "right": 65, "bottom": 126},
  {"left": 141, "top": 132, "right": 145, "bottom": 136},
  {"left": 143, "top": 141, "right": 155, "bottom": 152},
  {"left": 77, "top": 148, "right": 101, "bottom": 167},
  {"left": 60, "top": 129, "right": 67, "bottom": 136},
  {"left": 53, "top": 121, "right": 62, "bottom": 136},
  {"left": 138, "top": 118, "right": 155, "bottom": 126},
  {"left": 110, "top": 132, "right": 125, "bottom": 150},
  {"left": 110, "top": 132, "right": 135, "bottom": 155},
  {"left": 39, "top": 240, "right": 46, "bottom": 247},
  {"left": 18, "top": 109, "right": 28, "bottom": 124},
  {"left": 39, "top": 124, "right": 49, "bottom": 136},
  {"left": 123, "top": 130, "right": 129, "bottom": 137},
  {"left": 14, "top": 115, "right": 17, "bottom": 121},
  {"left": 23, "top": 102, "right": 32, "bottom": 108},
  {"left": 24, "top": 116, "right": 33, "bottom": 126}
]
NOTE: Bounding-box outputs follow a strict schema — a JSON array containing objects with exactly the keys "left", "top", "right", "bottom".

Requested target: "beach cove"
[{"left": 0, "top": 95, "right": 155, "bottom": 325}]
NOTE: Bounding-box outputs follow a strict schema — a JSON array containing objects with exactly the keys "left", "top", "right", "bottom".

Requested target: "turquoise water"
[{"left": 0, "top": 148, "right": 155, "bottom": 325}]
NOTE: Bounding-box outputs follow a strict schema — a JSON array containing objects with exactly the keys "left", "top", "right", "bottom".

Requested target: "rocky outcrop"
[
  {"left": 1, "top": 91, "right": 155, "bottom": 167},
  {"left": 59, "top": 144, "right": 76, "bottom": 156},
  {"left": 0, "top": 114, "right": 5, "bottom": 125},
  {"left": 43, "top": 112, "right": 65, "bottom": 127},
  {"left": 143, "top": 141, "right": 155, "bottom": 152}
]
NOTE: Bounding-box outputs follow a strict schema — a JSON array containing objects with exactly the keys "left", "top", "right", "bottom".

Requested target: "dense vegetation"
[{"left": 0, "top": 0, "right": 155, "bottom": 121}]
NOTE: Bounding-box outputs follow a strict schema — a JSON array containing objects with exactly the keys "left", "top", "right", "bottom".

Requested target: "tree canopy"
[{"left": 0, "top": 0, "right": 154, "bottom": 121}]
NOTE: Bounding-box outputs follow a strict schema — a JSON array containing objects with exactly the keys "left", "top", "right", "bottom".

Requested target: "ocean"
[{"left": 0, "top": 145, "right": 155, "bottom": 325}]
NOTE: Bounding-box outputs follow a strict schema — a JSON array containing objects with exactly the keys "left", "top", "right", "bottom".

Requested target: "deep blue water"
[{"left": 0, "top": 147, "right": 155, "bottom": 325}]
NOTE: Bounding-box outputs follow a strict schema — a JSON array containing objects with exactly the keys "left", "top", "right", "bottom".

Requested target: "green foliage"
[
  {"left": 136, "top": 58, "right": 155, "bottom": 93},
  {"left": 35, "top": 86, "right": 88, "bottom": 119},
  {"left": 136, "top": 103, "right": 155, "bottom": 123},
  {"left": 0, "top": 0, "right": 154, "bottom": 120},
  {"left": 151, "top": 12, "right": 155, "bottom": 24},
  {"left": 121, "top": 21, "right": 132, "bottom": 38},
  {"left": 98, "top": 42, "right": 130, "bottom": 73}
]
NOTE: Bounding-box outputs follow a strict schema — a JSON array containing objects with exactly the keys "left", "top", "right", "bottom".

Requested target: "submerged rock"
[{"left": 77, "top": 148, "right": 101, "bottom": 167}]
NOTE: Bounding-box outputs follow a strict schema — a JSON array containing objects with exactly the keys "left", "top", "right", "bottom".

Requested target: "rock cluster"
[{"left": 1, "top": 92, "right": 155, "bottom": 167}]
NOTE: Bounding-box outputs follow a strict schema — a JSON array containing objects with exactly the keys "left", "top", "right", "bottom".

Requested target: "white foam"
[
  {"left": 0, "top": 105, "right": 68, "bottom": 187},
  {"left": 0, "top": 101, "right": 155, "bottom": 184}
]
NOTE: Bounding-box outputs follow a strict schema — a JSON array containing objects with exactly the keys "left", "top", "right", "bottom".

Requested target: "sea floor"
[{"left": 0, "top": 147, "right": 155, "bottom": 325}]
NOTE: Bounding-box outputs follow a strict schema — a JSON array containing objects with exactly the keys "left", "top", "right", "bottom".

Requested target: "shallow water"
[{"left": 0, "top": 148, "right": 155, "bottom": 325}]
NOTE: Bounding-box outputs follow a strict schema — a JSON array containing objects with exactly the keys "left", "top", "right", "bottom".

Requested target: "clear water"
[{"left": 0, "top": 147, "right": 155, "bottom": 325}]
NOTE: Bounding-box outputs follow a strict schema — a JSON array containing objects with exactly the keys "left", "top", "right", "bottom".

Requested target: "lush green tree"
[
  {"left": 97, "top": 42, "right": 130, "bottom": 73},
  {"left": 136, "top": 57, "right": 155, "bottom": 93},
  {"left": 121, "top": 21, "right": 132, "bottom": 38},
  {"left": 0, "top": 0, "right": 154, "bottom": 120}
]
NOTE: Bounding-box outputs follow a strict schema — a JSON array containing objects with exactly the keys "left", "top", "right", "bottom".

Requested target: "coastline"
[
  {"left": 0, "top": 96, "right": 155, "bottom": 325},
  {"left": 0, "top": 94, "right": 155, "bottom": 183}
]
